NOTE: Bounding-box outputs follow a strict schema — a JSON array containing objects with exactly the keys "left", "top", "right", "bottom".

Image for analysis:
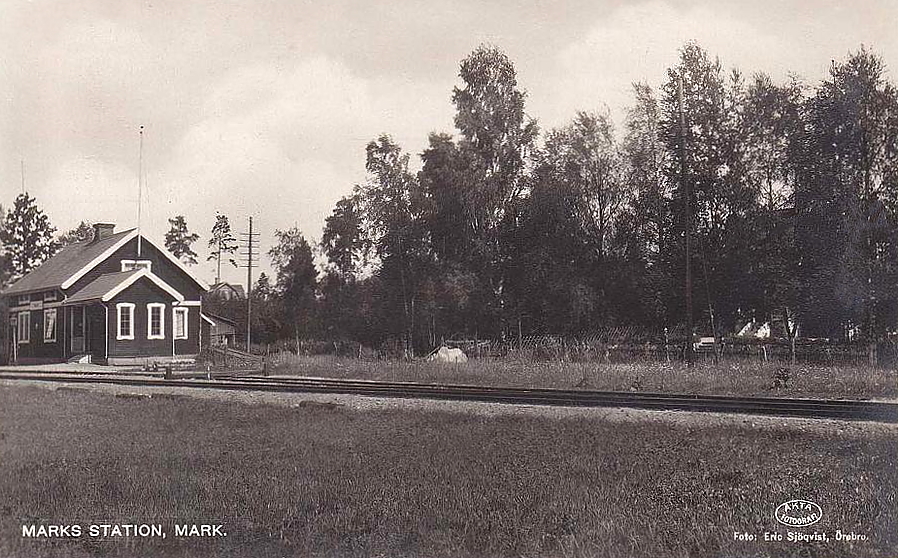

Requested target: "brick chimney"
[{"left": 92, "top": 223, "right": 116, "bottom": 242}]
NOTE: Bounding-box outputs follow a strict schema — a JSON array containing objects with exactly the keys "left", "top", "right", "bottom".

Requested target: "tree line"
[
  {"left": 312, "top": 42, "right": 898, "bottom": 355},
  {"left": 4, "top": 42, "right": 898, "bottom": 358}
]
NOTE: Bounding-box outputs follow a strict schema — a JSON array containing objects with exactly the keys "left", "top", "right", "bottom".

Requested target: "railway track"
[{"left": 1, "top": 371, "right": 896, "bottom": 423}]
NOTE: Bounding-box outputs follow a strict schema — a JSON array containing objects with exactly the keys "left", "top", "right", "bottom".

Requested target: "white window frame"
[
  {"left": 173, "top": 307, "right": 189, "bottom": 340},
  {"left": 147, "top": 303, "right": 166, "bottom": 340},
  {"left": 116, "top": 303, "right": 135, "bottom": 340},
  {"left": 18, "top": 294, "right": 30, "bottom": 306},
  {"left": 43, "top": 291, "right": 58, "bottom": 302},
  {"left": 121, "top": 259, "right": 152, "bottom": 272},
  {"left": 43, "top": 308, "right": 57, "bottom": 343},
  {"left": 17, "top": 311, "right": 30, "bottom": 344}
]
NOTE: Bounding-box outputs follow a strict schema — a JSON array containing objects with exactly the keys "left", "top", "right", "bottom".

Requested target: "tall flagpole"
[{"left": 137, "top": 125, "right": 144, "bottom": 257}]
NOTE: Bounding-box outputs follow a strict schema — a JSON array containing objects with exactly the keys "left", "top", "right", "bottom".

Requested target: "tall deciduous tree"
[
  {"left": 321, "top": 195, "right": 365, "bottom": 279},
  {"left": 207, "top": 213, "right": 237, "bottom": 283},
  {"left": 797, "top": 48, "right": 898, "bottom": 348},
  {"left": 356, "top": 135, "right": 431, "bottom": 354},
  {"left": 0, "top": 193, "right": 58, "bottom": 278},
  {"left": 452, "top": 45, "right": 538, "bottom": 237},
  {"left": 543, "top": 111, "right": 623, "bottom": 262},
  {"left": 165, "top": 215, "right": 200, "bottom": 265},
  {"left": 743, "top": 73, "right": 805, "bottom": 358},
  {"left": 419, "top": 132, "right": 470, "bottom": 264},
  {"left": 269, "top": 227, "right": 318, "bottom": 345},
  {"left": 510, "top": 111, "right": 624, "bottom": 333},
  {"left": 621, "top": 82, "right": 671, "bottom": 325},
  {"left": 660, "top": 42, "right": 756, "bottom": 336},
  {"left": 450, "top": 44, "right": 539, "bottom": 337}
]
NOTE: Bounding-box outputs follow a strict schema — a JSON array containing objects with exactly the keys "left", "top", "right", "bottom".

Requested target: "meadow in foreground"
[
  {"left": 270, "top": 353, "right": 898, "bottom": 400},
  {"left": 0, "top": 385, "right": 895, "bottom": 558}
]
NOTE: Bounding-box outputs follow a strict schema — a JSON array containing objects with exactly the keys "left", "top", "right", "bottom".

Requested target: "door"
[
  {"left": 87, "top": 305, "right": 106, "bottom": 362},
  {"left": 70, "top": 306, "right": 85, "bottom": 353},
  {"left": 7, "top": 320, "right": 16, "bottom": 364}
]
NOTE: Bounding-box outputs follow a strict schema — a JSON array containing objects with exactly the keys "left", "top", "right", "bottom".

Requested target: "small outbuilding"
[{"left": 202, "top": 313, "right": 238, "bottom": 347}]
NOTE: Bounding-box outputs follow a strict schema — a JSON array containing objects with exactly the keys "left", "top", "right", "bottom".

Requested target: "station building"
[{"left": 2, "top": 223, "right": 209, "bottom": 365}]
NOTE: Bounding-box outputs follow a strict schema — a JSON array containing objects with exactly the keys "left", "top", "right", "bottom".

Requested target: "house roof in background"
[
  {"left": 2, "top": 229, "right": 136, "bottom": 296},
  {"left": 210, "top": 282, "right": 246, "bottom": 298}
]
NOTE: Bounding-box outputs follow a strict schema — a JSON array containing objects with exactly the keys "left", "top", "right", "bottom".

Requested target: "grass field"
[
  {"left": 0, "top": 385, "right": 896, "bottom": 558},
  {"left": 270, "top": 354, "right": 898, "bottom": 400}
]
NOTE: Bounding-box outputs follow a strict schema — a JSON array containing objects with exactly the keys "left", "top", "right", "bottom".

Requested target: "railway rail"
[{"left": 1, "top": 371, "right": 896, "bottom": 423}]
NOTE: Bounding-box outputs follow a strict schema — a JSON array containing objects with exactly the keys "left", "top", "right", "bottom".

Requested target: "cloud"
[
  {"left": 41, "top": 156, "right": 138, "bottom": 228},
  {"left": 545, "top": 1, "right": 785, "bottom": 127},
  {"left": 148, "top": 56, "right": 450, "bottom": 283}
]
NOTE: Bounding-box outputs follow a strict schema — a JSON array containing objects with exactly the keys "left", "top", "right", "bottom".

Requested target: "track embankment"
[{"left": 1, "top": 371, "right": 896, "bottom": 423}]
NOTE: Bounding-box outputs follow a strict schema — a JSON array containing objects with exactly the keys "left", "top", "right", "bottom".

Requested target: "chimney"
[{"left": 92, "top": 223, "right": 116, "bottom": 242}]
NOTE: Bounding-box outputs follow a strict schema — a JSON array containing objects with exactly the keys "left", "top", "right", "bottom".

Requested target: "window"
[
  {"left": 43, "top": 291, "right": 58, "bottom": 302},
  {"left": 147, "top": 303, "right": 165, "bottom": 339},
  {"left": 18, "top": 294, "right": 30, "bottom": 306},
  {"left": 121, "top": 260, "right": 152, "bottom": 272},
  {"left": 17, "top": 311, "right": 30, "bottom": 344},
  {"left": 43, "top": 309, "right": 57, "bottom": 342},
  {"left": 174, "top": 307, "right": 188, "bottom": 340},
  {"left": 116, "top": 303, "right": 135, "bottom": 340}
]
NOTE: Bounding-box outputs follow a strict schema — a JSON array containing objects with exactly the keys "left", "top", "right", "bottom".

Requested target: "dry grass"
[
  {"left": 269, "top": 354, "right": 898, "bottom": 399},
  {"left": 1, "top": 385, "right": 896, "bottom": 558}
]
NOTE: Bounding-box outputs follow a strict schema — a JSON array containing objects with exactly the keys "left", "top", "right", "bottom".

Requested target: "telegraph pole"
[
  {"left": 679, "top": 72, "right": 694, "bottom": 365},
  {"left": 239, "top": 217, "right": 260, "bottom": 352}
]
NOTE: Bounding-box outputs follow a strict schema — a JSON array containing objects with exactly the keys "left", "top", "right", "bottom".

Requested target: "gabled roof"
[
  {"left": 65, "top": 269, "right": 185, "bottom": 304},
  {"left": 210, "top": 282, "right": 246, "bottom": 298},
  {"left": 2, "top": 228, "right": 210, "bottom": 297},
  {"left": 2, "top": 229, "right": 136, "bottom": 296},
  {"left": 61, "top": 231, "right": 210, "bottom": 292}
]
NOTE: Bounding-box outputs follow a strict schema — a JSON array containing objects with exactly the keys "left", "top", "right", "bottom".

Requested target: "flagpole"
[{"left": 138, "top": 125, "right": 144, "bottom": 257}]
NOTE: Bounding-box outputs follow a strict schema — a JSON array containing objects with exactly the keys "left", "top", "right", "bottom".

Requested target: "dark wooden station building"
[{"left": 2, "top": 223, "right": 210, "bottom": 365}]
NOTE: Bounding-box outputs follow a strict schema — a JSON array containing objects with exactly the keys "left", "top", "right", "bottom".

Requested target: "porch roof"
[{"left": 64, "top": 269, "right": 184, "bottom": 304}]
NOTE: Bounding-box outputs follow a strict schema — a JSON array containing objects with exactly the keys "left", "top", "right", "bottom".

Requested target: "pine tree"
[
  {"left": 165, "top": 215, "right": 200, "bottom": 265},
  {"left": 58, "top": 221, "right": 94, "bottom": 246},
  {"left": 207, "top": 213, "right": 237, "bottom": 283}
]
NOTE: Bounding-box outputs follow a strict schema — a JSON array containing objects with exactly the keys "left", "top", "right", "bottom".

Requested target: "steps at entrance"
[{"left": 67, "top": 354, "right": 91, "bottom": 364}]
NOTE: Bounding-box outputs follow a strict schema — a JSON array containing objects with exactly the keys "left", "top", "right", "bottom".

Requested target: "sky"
[{"left": 2, "top": 0, "right": 897, "bottom": 285}]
